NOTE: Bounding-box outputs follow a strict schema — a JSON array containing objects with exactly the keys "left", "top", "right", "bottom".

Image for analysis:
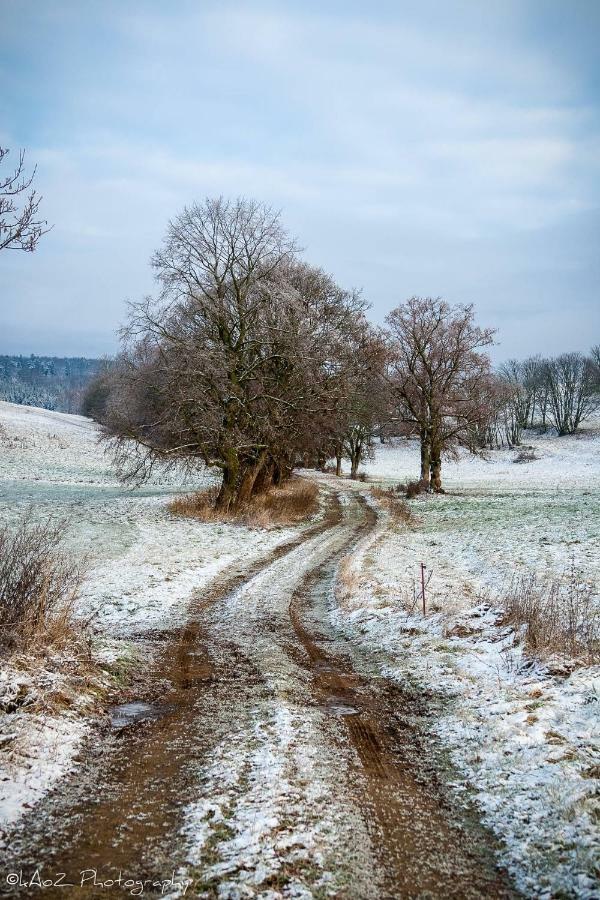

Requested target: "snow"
[
  {"left": 1, "top": 400, "right": 599, "bottom": 895},
  {"left": 182, "top": 703, "right": 349, "bottom": 898},
  {"left": 0, "top": 402, "right": 301, "bottom": 826},
  {"left": 330, "top": 422, "right": 600, "bottom": 897}
]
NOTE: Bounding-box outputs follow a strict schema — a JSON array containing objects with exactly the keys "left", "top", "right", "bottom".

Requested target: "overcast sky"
[{"left": 1, "top": 0, "right": 598, "bottom": 360}]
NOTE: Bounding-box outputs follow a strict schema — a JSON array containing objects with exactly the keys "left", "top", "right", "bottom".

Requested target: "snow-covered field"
[
  {"left": 1, "top": 401, "right": 598, "bottom": 895},
  {"left": 0, "top": 401, "right": 300, "bottom": 828},
  {"left": 333, "top": 425, "right": 600, "bottom": 898}
]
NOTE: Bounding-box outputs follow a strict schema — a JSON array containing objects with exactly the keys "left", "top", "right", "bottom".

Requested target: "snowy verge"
[
  {"left": 333, "top": 498, "right": 600, "bottom": 899},
  {"left": 0, "top": 402, "right": 308, "bottom": 829},
  {"left": 0, "top": 648, "right": 115, "bottom": 832}
]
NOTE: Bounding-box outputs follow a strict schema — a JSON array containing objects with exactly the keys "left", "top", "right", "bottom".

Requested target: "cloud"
[{"left": 0, "top": 0, "right": 598, "bottom": 357}]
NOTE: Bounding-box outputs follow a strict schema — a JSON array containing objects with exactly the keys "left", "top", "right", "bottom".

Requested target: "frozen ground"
[
  {"left": 1, "top": 401, "right": 599, "bottom": 896},
  {"left": 331, "top": 423, "right": 600, "bottom": 898},
  {"left": 0, "top": 402, "right": 300, "bottom": 827}
]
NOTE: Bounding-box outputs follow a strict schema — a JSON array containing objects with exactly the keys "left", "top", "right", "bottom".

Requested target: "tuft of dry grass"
[
  {"left": 167, "top": 485, "right": 221, "bottom": 520},
  {"left": 513, "top": 447, "right": 539, "bottom": 464},
  {"left": 498, "top": 567, "right": 599, "bottom": 667},
  {"left": 168, "top": 477, "right": 319, "bottom": 528},
  {"left": 404, "top": 478, "right": 429, "bottom": 499},
  {"left": 370, "top": 486, "right": 418, "bottom": 525},
  {"left": 0, "top": 513, "right": 89, "bottom": 658}
]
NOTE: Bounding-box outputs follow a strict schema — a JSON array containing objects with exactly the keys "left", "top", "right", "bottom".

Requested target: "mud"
[
  {"left": 3, "top": 487, "right": 518, "bottom": 899},
  {"left": 290, "top": 561, "right": 517, "bottom": 898}
]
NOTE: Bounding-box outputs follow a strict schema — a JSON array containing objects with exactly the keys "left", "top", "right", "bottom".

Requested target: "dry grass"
[
  {"left": 0, "top": 513, "right": 90, "bottom": 658},
  {"left": 168, "top": 477, "right": 319, "bottom": 528},
  {"left": 370, "top": 486, "right": 418, "bottom": 525},
  {"left": 404, "top": 478, "right": 429, "bottom": 499},
  {"left": 499, "top": 568, "right": 600, "bottom": 666},
  {"left": 513, "top": 447, "right": 539, "bottom": 463}
]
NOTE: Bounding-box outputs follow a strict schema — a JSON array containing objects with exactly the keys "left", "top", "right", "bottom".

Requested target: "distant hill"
[{"left": 0, "top": 355, "right": 102, "bottom": 414}]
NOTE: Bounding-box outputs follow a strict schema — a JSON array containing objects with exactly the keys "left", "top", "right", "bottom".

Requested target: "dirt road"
[{"left": 4, "top": 488, "right": 516, "bottom": 898}]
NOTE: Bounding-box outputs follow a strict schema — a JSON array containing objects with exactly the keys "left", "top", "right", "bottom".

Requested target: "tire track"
[{"left": 288, "top": 491, "right": 518, "bottom": 899}]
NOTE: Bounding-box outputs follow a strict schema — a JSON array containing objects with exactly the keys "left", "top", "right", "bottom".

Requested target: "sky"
[{"left": 0, "top": 0, "right": 598, "bottom": 360}]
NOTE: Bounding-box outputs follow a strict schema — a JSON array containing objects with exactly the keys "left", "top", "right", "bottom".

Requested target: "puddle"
[
  {"left": 109, "top": 701, "right": 167, "bottom": 729},
  {"left": 323, "top": 702, "right": 360, "bottom": 716}
]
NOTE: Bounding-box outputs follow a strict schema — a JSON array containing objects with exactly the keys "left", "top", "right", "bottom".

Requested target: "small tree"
[
  {"left": 544, "top": 353, "right": 599, "bottom": 435},
  {"left": 387, "top": 297, "right": 495, "bottom": 491},
  {"left": 0, "top": 147, "right": 50, "bottom": 252}
]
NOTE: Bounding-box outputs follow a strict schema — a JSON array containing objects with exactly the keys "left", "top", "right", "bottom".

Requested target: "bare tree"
[
  {"left": 499, "top": 356, "right": 550, "bottom": 431},
  {"left": 544, "top": 352, "right": 599, "bottom": 435},
  {"left": 0, "top": 147, "right": 50, "bottom": 252},
  {"left": 386, "top": 297, "right": 495, "bottom": 491},
  {"left": 338, "top": 330, "right": 390, "bottom": 478},
  {"left": 472, "top": 376, "right": 522, "bottom": 449},
  {"left": 100, "top": 198, "right": 369, "bottom": 510}
]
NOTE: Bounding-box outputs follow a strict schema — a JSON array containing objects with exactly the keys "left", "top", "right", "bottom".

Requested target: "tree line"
[
  {"left": 0, "top": 356, "right": 101, "bottom": 413},
  {"left": 84, "top": 198, "right": 600, "bottom": 506}
]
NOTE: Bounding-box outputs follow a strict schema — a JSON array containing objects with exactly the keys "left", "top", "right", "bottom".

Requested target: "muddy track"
[
  {"left": 288, "top": 507, "right": 517, "bottom": 899},
  {"left": 3, "top": 493, "right": 344, "bottom": 897},
  {"left": 4, "top": 487, "right": 517, "bottom": 898}
]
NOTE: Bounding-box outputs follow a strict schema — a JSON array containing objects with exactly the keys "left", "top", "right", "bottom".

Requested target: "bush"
[
  {"left": 499, "top": 569, "right": 599, "bottom": 666},
  {"left": 0, "top": 514, "right": 85, "bottom": 655},
  {"left": 168, "top": 478, "right": 319, "bottom": 528},
  {"left": 513, "top": 448, "right": 538, "bottom": 463},
  {"left": 405, "top": 479, "right": 429, "bottom": 499}
]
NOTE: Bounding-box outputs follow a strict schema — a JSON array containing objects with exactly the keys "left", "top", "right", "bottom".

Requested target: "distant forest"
[{"left": 0, "top": 355, "right": 101, "bottom": 413}]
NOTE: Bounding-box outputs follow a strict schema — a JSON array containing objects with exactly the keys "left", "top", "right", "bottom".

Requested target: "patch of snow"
[
  {"left": 0, "top": 402, "right": 303, "bottom": 826},
  {"left": 331, "top": 423, "right": 600, "bottom": 897}
]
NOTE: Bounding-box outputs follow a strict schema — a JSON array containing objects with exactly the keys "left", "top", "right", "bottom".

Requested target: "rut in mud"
[{"left": 4, "top": 488, "right": 516, "bottom": 898}]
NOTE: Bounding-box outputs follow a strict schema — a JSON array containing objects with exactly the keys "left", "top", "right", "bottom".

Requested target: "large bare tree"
[
  {"left": 386, "top": 297, "right": 495, "bottom": 491},
  {"left": 100, "top": 198, "right": 369, "bottom": 510},
  {"left": 0, "top": 147, "right": 50, "bottom": 252}
]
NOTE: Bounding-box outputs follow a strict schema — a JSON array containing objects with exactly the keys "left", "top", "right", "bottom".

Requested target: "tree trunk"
[
  {"left": 335, "top": 446, "right": 343, "bottom": 477},
  {"left": 430, "top": 445, "right": 444, "bottom": 493},
  {"left": 420, "top": 431, "right": 431, "bottom": 487},
  {"left": 237, "top": 450, "right": 268, "bottom": 504},
  {"left": 254, "top": 458, "right": 274, "bottom": 494},
  {"left": 215, "top": 450, "right": 240, "bottom": 511},
  {"left": 350, "top": 443, "right": 361, "bottom": 479}
]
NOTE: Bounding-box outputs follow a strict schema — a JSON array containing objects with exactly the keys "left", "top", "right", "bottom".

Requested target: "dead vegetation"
[
  {"left": 404, "top": 478, "right": 430, "bottom": 499},
  {"left": 370, "top": 486, "right": 418, "bottom": 525},
  {"left": 513, "top": 447, "right": 538, "bottom": 463},
  {"left": 168, "top": 477, "right": 319, "bottom": 528},
  {"left": 0, "top": 513, "right": 106, "bottom": 716},
  {"left": 499, "top": 568, "right": 600, "bottom": 666},
  {"left": 0, "top": 513, "right": 90, "bottom": 658}
]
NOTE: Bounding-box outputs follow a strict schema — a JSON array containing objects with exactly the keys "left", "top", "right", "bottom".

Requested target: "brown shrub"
[
  {"left": 0, "top": 514, "right": 88, "bottom": 657},
  {"left": 167, "top": 478, "right": 319, "bottom": 528},
  {"left": 167, "top": 486, "right": 221, "bottom": 520},
  {"left": 404, "top": 479, "right": 429, "bottom": 499},
  {"left": 499, "top": 568, "right": 599, "bottom": 666}
]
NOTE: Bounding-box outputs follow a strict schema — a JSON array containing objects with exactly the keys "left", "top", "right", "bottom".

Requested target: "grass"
[
  {"left": 0, "top": 512, "right": 89, "bottom": 657},
  {"left": 498, "top": 567, "right": 600, "bottom": 666},
  {"left": 0, "top": 513, "right": 108, "bottom": 716},
  {"left": 167, "top": 477, "right": 319, "bottom": 528},
  {"left": 370, "top": 485, "right": 418, "bottom": 525}
]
